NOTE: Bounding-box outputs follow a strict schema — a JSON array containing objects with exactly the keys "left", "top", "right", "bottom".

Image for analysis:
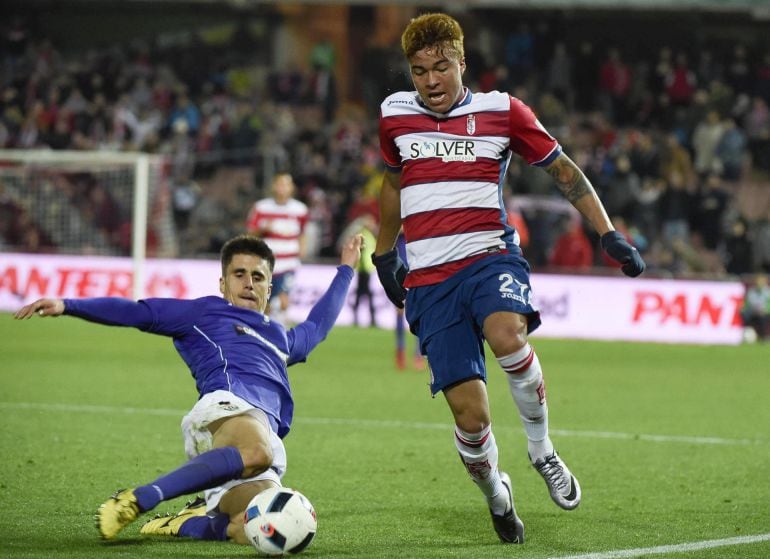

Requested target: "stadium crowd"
[{"left": 1, "top": 11, "right": 769, "bottom": 279}]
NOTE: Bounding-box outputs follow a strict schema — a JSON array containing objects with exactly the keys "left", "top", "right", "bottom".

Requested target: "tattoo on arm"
[{"left": 547, "top": 157, "right": 592, "bottom": 204}]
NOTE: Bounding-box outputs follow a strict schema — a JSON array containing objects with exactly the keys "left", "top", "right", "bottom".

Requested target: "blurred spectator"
[
  {"left": 171, "top": 173, "right": 201, "bottom": 234},
  {"left": 544, "top": 42, "right": 572, "bottom": 108},
  {"left": 695, "top": 49, "right": 723, "bottom": 87},
  {"left": 692, "top": 173, "right": 729, "bottom": 251},
  {"left": 651, "top": 46, "right": 673, "bottom": 98},
  {"left": 504, "top": 23, "right": 535, "bottom": 86},
  {"left": 664, "top": 51, "right": 697, "bottom": 107},
  {"left": 631, "top": 177, "right": 665, "bottom": 244},
  {"left": 303, "top": 183, "right": 335, "bottom": 259},
  {"left": 660, "top": 132, "right": 696, "bottom": 188},
  {"left": 629, "top": 130, "right": 661, "bottom": 179},
  {"left": 723, "top": 219, "right": 754, "bottom": 275},
  {"left": 549, "top": 216, "right": 594, "bottom": 270},
  {"left": 715, "top": 117, "right": 747, "bottom": 181},
  {"left": 599, "top": 47, "right": 633, "bottom": 124},
  {"left": 573, "top": 40, "right": 599, "bottom": 112},
  {"left": 741, "top": 273, "right": 770, "bottom": 341},
  {"left": 307, "top": 37, "right": 338, "bottom": 124},
  {"left": 601, "top": 153, "right": 640, "bottom": 221},
  {"left": 725, "top": 44, "right": 751, "bottom": 96},
  {"left": 743, "top": 96, "right": 770, "bottom": 172},
  {"left": 167, "top": 90, "right": 200, "bottom": 135},
  {"left": 755, "top": 51, "right": 770, "bottom": 105},
  {"left": 692, "top": 109, "right": 725, "bottom": 177},
  {"left": 659, "top": 170, "right": 694, "bottom": 248},
  {"left": 754, "top": 209, "right": 770, "bottom": 274}
]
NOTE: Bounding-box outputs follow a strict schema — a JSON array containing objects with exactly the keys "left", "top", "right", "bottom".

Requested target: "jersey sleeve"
[
  {"left": 508, "top": 96, "right": 561, "bottom": 167},
  {"left": 379, "top": 110, "right": 402, "bottom": 171},
  {"left": 63, "top": 297, "right": 154, "bottom": 329},
  {"left": 140, "top": 298, "right": 204, "bottom": 336},
  {"left": 63, "top": 296, "right": 202, "bottom": 337},
  {"left": 286, "top": 265, "right": 354, "bottom": 365}
]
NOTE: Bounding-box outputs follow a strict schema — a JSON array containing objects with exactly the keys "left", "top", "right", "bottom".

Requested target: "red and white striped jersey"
[
  {"left": 379, "top": 88, "right": 561, "bottom": 287},
  {"left": 246, "top": 198, "right": 308, "bottom": 275}
]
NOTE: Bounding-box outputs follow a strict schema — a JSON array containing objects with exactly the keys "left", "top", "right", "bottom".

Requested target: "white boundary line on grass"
[
  {"left": 2, "top": 401, "right": 768, "bottom": 446},
  {"left": 549, "top": 533, "right": 770, "bottom": 559}
]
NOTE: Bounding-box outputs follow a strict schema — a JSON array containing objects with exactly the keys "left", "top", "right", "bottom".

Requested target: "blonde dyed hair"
[{"left": 401, "top": 13, "right": 464, "bottom": 61}]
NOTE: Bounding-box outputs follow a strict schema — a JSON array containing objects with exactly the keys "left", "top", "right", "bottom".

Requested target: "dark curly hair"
[{"left": 401, "top": 13, "right": 464, "bottom": 61}]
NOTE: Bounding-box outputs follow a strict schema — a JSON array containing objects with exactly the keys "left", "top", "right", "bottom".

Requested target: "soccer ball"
[{"left": 243, "top": 487, "right": 317, "bottom": 556}]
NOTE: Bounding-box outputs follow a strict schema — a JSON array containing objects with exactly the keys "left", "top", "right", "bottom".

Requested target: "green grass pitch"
[{"left": 1, "top": 313, "right": 769, "bottom": 558}]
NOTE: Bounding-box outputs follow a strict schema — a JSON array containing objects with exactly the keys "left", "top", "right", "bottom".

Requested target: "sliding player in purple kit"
[
  {"left": 15, "top": 233, "right": 363, "bottom": 545},
  {"left": 372, "top": 13, "right": 645, "bottom": 545}
]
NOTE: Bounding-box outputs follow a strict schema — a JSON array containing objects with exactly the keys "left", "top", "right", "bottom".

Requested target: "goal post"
[{"left": 0, "top": 149, "right": 175, "bottom": 300}]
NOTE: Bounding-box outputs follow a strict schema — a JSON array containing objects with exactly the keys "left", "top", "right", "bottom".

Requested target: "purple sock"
[
  {"left": 133, "top": 447, "right": 243, "bottom": 511},
  {"left": 396, "top": 313, "right": 405, "bottom": 352},
  {"left": 178, "top": 514, "right": 229, "bottom": 540}
]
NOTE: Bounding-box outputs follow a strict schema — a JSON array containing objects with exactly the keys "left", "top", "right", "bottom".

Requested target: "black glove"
[
  {"left": 601, "top": 231, "right": 646, "bottom": 277},
  {"left": 372, "top": 249, "right": 408, "bottom": 308}
]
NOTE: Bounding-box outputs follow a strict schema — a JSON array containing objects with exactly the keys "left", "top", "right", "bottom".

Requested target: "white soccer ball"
[{"left": 243, "top": 487, "right": 317, "bottom": 556}]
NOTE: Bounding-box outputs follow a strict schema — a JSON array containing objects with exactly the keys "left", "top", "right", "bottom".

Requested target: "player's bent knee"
[
  {"left": 483, "top": 313, "right": 528, "bottom": 356},
  {"left": 239, "top": 442, "right": 273, "bottom": 478}
]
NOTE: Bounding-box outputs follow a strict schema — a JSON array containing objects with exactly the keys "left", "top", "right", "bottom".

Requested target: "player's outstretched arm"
[
  {"left": 284, "top": 239, "right": 361, "bottom": 364},
  {"left": 545, "top": 152, "right": 645, "bottom": 277},
  {"left": 14, "top": 298, "right": 65, "bottom": 319},
  {"left": 16, "top": 296, "right": 158, "bottom": 329}
]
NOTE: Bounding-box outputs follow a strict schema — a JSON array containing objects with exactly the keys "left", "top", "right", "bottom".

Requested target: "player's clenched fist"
[
  {"left": 601, "top": 231, "right": 646, "bottom": 277},
  {"left": 372, "top": 249, "right": 408, "bottom": 308}
]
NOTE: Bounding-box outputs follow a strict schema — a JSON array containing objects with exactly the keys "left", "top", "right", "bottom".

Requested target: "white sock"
[
  {"left": 454, "top": 425, "right": 508, "bottom": 514},
  {"left": 498, "top": 344, "right": 554, "bottom": 462}
]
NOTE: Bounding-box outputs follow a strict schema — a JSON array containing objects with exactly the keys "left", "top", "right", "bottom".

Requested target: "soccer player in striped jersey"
[
  {"left": 372, "top": 13, "right": 646, "bottom": 545},
  {"left": 246, "top": 172, "right": 309, "bottom": 325},
  {"left": 15, "top": 233, "right": 363, "bottom": 544}
]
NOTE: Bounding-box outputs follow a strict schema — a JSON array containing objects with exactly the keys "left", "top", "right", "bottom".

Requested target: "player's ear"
[
  {"left": 219, "top": 277, "right": 225, "bottom": 295},
  {"left": 267, "top": 282, "right": 273, "bottom": 299},
  {"left": 460, "top": 57, "right": 466, "bottom": 74}
]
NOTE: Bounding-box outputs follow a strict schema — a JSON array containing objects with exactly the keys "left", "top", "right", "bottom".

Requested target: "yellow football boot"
[{"left": 95, "top": 488, "right": 141, "bottom": 539}]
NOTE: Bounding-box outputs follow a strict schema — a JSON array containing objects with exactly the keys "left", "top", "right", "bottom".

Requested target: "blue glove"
[
  {"left": 601, "top": 231, "right": 646, "bottom": 277},
  {"left": 372, "top": 249, "right": 408, "bottom": 308}
]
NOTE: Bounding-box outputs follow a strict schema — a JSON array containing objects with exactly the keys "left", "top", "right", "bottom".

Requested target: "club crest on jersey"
[{"left": 466, "top": 114, "right": 476, "bottom": 135}]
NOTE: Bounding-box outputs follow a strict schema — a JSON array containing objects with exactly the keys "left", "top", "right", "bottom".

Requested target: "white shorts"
[{"left": 181, "top": 390, "right": 287, "bottom": 513}]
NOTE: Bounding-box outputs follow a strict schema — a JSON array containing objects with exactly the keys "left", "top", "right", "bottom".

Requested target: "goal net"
[{"left": 0, "top": 149, "right": 176, "bottom": 299}]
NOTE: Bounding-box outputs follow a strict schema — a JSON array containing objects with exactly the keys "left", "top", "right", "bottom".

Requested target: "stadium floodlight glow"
[{"left": 0, "top": 149, "right": 173, "bottom": 300}]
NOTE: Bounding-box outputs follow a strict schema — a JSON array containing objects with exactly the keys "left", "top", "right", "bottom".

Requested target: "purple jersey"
[{"left": 63, "top": 265, "right": 354, "bottom": 438}]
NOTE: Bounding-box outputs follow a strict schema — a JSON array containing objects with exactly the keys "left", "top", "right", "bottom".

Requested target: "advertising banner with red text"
[{"left": 1, "top": 253, "right": 745, "bottom": 345}]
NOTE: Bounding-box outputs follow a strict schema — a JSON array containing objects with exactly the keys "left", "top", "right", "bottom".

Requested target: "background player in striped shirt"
[
  {"left": 246, "top": 172, "right": 309, "bottom": 324},
  {"left": 372, "top": 12, "right": 645, "bottom": 545},
  {"left": 15, "top": 233, "right": 363, "bottom": 545}
]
